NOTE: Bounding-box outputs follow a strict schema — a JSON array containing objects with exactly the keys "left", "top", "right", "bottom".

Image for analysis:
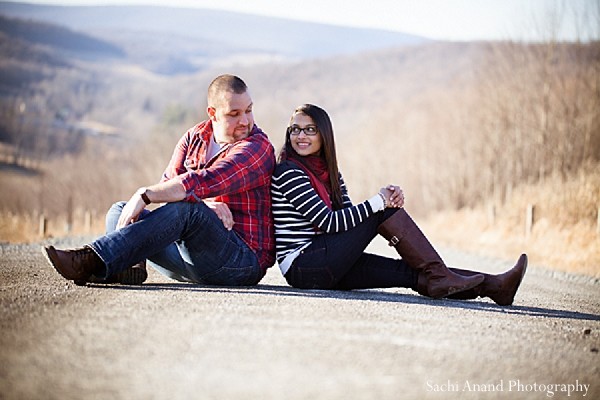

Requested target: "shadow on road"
[{"left": 88, "top": 282, "right": 600, "bottom": 322}]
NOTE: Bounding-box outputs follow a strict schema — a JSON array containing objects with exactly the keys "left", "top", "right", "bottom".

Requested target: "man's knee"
[
  {"left": 169, "top": 201, "right": 220, "bottom": 226},
  {"left": 105, "top": 201, "right": 127, "bottom": 227},
  {"left": 108, "top": 201, "right": 127, "bottom": 213}
]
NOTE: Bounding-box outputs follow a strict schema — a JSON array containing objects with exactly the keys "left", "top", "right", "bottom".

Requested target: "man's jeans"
[{"left": 90, "top": 201, "right": 264, "bottom": 286}]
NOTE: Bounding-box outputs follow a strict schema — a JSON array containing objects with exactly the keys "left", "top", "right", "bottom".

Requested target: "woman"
[{"left": 271, "top": 104, "right": 527, "bottom": 305}]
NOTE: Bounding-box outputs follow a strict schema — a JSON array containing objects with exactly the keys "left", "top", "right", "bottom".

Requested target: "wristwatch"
[{"left": 139, "top": 187, "right": 151, "bottom": 205}]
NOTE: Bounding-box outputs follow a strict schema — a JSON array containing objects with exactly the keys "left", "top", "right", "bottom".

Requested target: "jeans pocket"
[{"left": 199, "top": 247, "right": 262, "bottom": 286}]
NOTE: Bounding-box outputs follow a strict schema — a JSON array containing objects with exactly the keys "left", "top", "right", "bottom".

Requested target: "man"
[{"left": 44, "top": 74, "right": 275, "bottom": 286}]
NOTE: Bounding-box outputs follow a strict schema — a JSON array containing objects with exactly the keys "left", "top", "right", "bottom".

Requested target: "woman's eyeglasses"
[{"left": 288, "top": 125, "right": 318, "bottom": 136}]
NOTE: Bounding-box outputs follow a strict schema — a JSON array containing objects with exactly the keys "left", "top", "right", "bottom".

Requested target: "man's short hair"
[{"left": 207, "top": 74, "right": 248, "bottom": 108}]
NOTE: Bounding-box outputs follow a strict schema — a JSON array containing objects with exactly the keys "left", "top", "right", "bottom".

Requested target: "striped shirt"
[{"left": 271, "top": 161, "right": 384, "bottom": 274}]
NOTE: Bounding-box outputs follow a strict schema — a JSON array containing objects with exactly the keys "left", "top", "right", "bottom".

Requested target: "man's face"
[{"left": 208, "top": 90, "right": 254, "bottom": 144}]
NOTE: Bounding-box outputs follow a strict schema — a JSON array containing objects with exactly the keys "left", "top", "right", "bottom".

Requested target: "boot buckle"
[{"left": 388, "top": 236, "right": 400, "bottom": 246}]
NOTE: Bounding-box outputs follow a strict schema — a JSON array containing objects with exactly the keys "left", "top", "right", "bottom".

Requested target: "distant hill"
[
  {"left": 0, "top": 14, "right": 124, "bottom": 58},
  {"left": 0, "top": 2, "right": 429, "bottom": 74},
  {"left": 0, "top": 14, "right": 126, "bottom": 96}
]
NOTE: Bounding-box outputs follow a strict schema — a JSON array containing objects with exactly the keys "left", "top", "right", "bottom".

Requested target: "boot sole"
[{"left": 81, "top": 267, "right": 148, "bottom": 286}]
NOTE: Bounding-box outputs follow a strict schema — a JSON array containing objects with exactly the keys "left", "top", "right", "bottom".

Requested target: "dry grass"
[
  {"left": 0, "top": 210, "right": 104, "bottom": 243},
  {"left": 422, "top": 163, "right": 600, "bottom": 278},
  {"left": 2, "top": 164, "right": 598, "bottom": 279},
  {"left": 422, "top": 208, "right": 599, "bottom": 278}
]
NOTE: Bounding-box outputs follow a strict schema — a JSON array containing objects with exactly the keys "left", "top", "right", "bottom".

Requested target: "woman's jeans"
[
  {"left": 285, "top": 208, "right": 418, "bottom": 290},
  {"left": 90, "top": 201, "right": 264, "bottom": 286}
]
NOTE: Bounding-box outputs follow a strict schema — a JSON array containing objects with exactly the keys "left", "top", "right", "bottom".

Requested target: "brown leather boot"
[
  {"left": 114, "top": 261, "right": 147, "bottom": 285},
  {"left": 377, "top": 209, "right": 484, "bottom": 298},
  {"left": 87, "top": 261, "right": 148, "bottom": 285},
  {"left": 43, "top": 245, "right": 105, "bottom": 285},
  {"left": 445, "top": 254, "right": 528, "bottom": 306}
]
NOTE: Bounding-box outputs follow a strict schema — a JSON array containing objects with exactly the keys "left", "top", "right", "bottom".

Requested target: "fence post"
[
  {"left": 38, "top": 215, "right": 47, "bottom": 238},
  {"left": 597, "top": 206, "right": 600, "bottom": 236},
  {"left": 66, "top": 196, "right": 73, "bottom": 233},
  {"left": 487, "top": 204, "right": 496, "bottom": 225},
  {"left": 525, "top": 204, "right": 535, "bottom": 239},
  {"left": 85, "top": 210, "right": 92, "bottom": 233}
]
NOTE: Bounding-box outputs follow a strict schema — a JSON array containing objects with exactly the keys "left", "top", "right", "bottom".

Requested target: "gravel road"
[{"left": 1, "top": 236, "right": 598, "bottom": 400}]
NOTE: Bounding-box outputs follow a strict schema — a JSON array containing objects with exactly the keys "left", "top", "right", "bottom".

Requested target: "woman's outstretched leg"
[
  {"left": 332, "top": 253, "right": 418, "bottom": 291},
  {"left": 377, "top": 209, "right": 484, "bottom": 298}
]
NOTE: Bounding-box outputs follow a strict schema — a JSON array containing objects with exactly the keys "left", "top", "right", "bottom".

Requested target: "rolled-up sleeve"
[{"left": 161, "top": 128, "right": 195, "bottom": 183}]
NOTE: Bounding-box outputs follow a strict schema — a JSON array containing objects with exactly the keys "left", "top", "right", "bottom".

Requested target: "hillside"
[
  {"left": 0, "top": 14, "right": 123, "bottom": 57},
  {"left": 0, "top": 14, "right": 126, "bottom": 100},
  {"left": 0, "top": 2, "right": 428, "bottom": 74}
]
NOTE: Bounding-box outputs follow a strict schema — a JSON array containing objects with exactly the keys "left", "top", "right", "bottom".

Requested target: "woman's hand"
[
  {"left": 379, "top": 185, "right": 405, "bottom": 208},
  {"left": 205, "top": 200, "right": 234, "bottom": 230}
]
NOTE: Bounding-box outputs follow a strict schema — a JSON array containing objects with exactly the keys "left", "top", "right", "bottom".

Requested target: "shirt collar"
[{"left": 198, "top": 120, "right": 261, "bottom": 144}]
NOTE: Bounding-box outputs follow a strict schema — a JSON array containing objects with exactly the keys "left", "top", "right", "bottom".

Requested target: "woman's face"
[{"left": 289, "top": 113, "right": 322, "bottom": 157}]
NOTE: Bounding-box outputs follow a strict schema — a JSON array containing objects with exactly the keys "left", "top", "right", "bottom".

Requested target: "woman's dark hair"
[{"left": 278, "top": 104, "right": 344, "bottom": 210}]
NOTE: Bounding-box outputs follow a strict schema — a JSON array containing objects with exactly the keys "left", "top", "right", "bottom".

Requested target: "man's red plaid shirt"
[{"left": 162, "top": 120, "right": 275, "bottom": 270}]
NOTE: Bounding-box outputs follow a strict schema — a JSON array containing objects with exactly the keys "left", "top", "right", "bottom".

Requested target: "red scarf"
[{"left": 283, "top": 152, "right": 332, "bottom": 209}]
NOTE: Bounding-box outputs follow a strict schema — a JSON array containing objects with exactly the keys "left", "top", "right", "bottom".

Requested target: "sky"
[{"left": 3, "top": 0, "right": 599, "bottom": 42}]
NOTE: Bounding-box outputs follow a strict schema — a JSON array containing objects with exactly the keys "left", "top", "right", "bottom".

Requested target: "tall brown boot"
[
  {"left": 444, "top": 254, "right": 528, "bottom": 306},
  {"left": 377, "top": 209, "right": 484, "bottom": 299}
]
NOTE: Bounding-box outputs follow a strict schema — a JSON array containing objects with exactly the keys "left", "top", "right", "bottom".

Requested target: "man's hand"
[
  {"left": 117, "top": 189, "right": 148, "bottom": 229},
  {"left": 205, "top": 200, "right": 234, "bottom": 230}
]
